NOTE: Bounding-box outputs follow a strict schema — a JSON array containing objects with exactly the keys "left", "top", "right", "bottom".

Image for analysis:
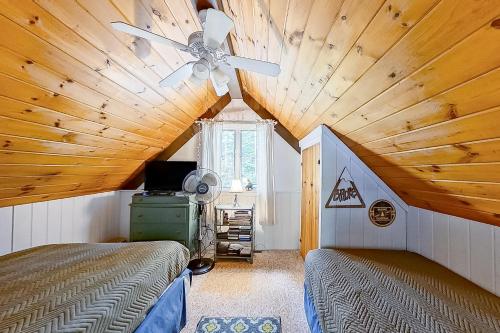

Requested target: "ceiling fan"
[{"left": 111, "top": 8, "right": 280, "bottom": 96}]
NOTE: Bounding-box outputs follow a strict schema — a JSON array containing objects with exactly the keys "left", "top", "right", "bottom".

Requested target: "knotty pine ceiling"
[
  {"left": 221, "top": 0, "right": 500, "bottom": 226},
  {"left": 0, "top": 0, "right": 499, "bottom": 226},
  {"left": 0, "top": 0, "right": 220, "bottom": 206}
]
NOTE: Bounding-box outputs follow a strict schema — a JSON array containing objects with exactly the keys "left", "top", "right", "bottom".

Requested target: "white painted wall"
[
  {"left": 117, "top": 102, "right": 301, "bottom": 250},
  {"left": 118, "top": 133, "right": 301, "bottom": 250},
  {"left": 168, "top": 134, "right": 198, "bottom": 162},
  {"left": 214, "top": 133, "right": 301, "bottom": 250},
  {"left": 0, "top": 191, "right": 121, "bottom": 255},
  {"left": 299, "top": 125, "right": 499, "bottom": 296},
  {"left": 407, "top": 206, "right": 500, "bottom": 296},
  {"left": 300, "top": 126, "right": 408, "bottom": 250}
]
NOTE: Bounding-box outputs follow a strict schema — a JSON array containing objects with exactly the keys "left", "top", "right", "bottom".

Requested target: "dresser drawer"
[
  {"left": 131, "top": 223, "right": 187, "bottom": 241},
  {"left": 131, "top": 207, "right": 187, "bottom": 224},
  {"left": 132, "top": 195, "right": 191, "bottom": 204}
]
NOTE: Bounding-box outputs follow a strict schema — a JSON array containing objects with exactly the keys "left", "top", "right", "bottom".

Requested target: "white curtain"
[
  {"left": 198, "top": 120, "right": 223, "bottom": 225},
  {"left": 256, "top": 121, "right": 276, "bottom": 225},
  {"left": 199, "top": 120, "right": 223, "bottom": 174}
]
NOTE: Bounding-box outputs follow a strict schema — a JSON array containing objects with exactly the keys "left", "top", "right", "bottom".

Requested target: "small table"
[{"left": 214, "top": 204, "right": 255, "bottom": 263}]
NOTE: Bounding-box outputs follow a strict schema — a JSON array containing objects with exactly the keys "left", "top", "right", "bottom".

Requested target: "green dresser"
[{"left": 130, "top": 194, "right": 198, "bottom": 255}]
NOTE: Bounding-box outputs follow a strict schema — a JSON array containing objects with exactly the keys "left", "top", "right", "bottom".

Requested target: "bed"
[
  {"left": 304, "top": 249, "right": 500, "bottom": 333},
  {"left": 0, "top": 241, "right": 191, "bottom": 333}
]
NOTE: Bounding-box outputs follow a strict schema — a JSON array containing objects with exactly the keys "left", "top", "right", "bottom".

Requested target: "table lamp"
[{"left": 230, "top": 179, "right": 243, "bottom": 207}]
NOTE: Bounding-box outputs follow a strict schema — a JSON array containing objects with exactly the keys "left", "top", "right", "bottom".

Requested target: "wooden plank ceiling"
[
  {"left": 1, "top": 0, "right": 499, "bottom": 227},
  {"left": 0, "top": 0, "right": 220, "bottom": 206},
  {"left": 221, "top": 0, "right": 500, "bottom": 226}
]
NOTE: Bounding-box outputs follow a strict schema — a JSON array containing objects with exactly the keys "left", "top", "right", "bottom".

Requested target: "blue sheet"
[
  {"left": 304, "top": 284, "right": 323, "bottom": 333},
  {"left": 135, "top": 269, "right": 192, "bottom": 333}
]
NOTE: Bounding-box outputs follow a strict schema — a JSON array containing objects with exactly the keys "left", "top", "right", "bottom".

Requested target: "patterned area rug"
[{"left": 195, "top": 316, "right": 281, "bottom": 333}]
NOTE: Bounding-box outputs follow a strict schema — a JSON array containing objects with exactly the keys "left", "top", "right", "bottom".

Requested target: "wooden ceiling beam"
[{"left": 120, "top": 93, "right": 232, "bottom": 190}]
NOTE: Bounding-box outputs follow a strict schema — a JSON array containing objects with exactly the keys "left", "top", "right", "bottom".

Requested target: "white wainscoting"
[
  {"left": 0, "top": 191, "right": 121, "bottom": 255},
  {"left": 118, "top": 190, "right": 301, "bottom": 251},
  {"left": 218, "top": 191, "right": 301, "bottom": 250},
  {"left": 407, "top": 206, "right": 500, "bottom": 296},
  {"left": 117, "top": 108, "right": 303, "bottom": 251},
  {"left": 301, "top": 125, "right": 408, "bottom": 250}
]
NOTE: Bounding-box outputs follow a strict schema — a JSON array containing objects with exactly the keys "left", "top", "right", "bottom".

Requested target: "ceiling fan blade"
[
  {"left": 159, "top": 62, "right": 194, "bottom": 87},
  {"left": 203, "top": 9, "right": 234, "bottom": 49},
  {"left": 111, "top": 21, "right": 190, "bottom": 52},
  {"left": 226, "top": 56, "right": 280, "bottom": 77},
  {"left": 210, "top": 75, "right": 229, "bottom": 96},
  {"left": 188, "top": 73, "right": 205, "bottom": 86},
  {"left": 210, "top": 67, "right": 230, "bottom": 96}
]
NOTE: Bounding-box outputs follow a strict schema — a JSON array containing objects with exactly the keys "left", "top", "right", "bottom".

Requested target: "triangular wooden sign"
[{"left": 325, "top": 167, "right": 365, "bottom": 208}]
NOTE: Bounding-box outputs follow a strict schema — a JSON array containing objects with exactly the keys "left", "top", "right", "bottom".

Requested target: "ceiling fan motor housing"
[
  {"left": 188, "top": 31, "right": 205, "bottom": 54},
  {"left": 188, "top": 31, "right": 226, "bottom": 66},
  {"left": 193, "top": 0, "right": 216, "bottom": 13}
]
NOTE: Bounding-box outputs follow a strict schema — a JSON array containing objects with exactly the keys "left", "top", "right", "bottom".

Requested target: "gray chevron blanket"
[
  {"left": 0, "top": 241, "right": 190, "bottom": 332},
  {"left": 305, "top": 249, "right": 500, "bottom": 333}
]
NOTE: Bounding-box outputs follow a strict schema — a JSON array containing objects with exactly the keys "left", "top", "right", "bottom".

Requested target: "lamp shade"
[{"left": 230, "top": 179, "right": 244, "bottom": 193}]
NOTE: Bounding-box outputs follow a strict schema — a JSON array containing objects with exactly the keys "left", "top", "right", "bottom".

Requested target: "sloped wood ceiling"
[
  {"left": 222, "top": 0, "right": 500, "bottom": 225},
  {"left": 0, "top": 0, "right": 220, "bottom": 206},
  {"left": 1, "top": 0, "right": 499, "bottom": 227}
]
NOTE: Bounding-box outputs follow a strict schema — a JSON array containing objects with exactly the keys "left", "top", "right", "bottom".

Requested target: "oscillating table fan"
[{"left": 182, "top": 168, "right": 222, "bottom": 275}]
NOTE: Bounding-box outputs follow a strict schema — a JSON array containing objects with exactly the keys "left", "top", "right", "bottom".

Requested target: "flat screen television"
[{"left": 144, "top": 161, "right": 197, "bottom": 192}]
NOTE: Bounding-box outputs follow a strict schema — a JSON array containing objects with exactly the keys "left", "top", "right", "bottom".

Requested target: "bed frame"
[{"left": 135, "top": 269, "right": 192, "bottom": 333}]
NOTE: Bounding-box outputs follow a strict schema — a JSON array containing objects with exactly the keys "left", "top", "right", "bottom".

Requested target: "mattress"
[
  {"left": 304, "top": 249, "right": 500, "bottom": 333},
  {"left": 0, "top": 241, "right": 190, "bottom": 333}
]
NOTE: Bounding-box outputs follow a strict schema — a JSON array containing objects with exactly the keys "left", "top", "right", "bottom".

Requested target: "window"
[
  {"left": 241, "top": 130, "right": 256, "bottom": 186},
  {"left": 220, "top": 130, "right": 235, "bottom": 188},
  {"left": 220, "top": 127, "right": 257, "bottom": 190}
]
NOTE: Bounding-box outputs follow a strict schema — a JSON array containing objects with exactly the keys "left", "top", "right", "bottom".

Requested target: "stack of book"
[
  {"left": 226, "top": 226, "right": 252, "bottom": 241},
  {"left": 237, "top": 225, "right": 251, "bottom": 241},
  {"left": 216, "top": 226, "right": 229, "bottom": 240},
  {"left": 227, "top": 228, "right": 239, "bottom": 240},
  {"left": 216, "top": 242, "right": 250, "bottom": 256},
  {"left": 217, "top": 225, "right": 251, "bottom": 241},
  {"left": 228, "top": 210, "right": 252, "bottom": 225},
  {"left": 240, "top": 246, "right": 251, "bottom": 257}
]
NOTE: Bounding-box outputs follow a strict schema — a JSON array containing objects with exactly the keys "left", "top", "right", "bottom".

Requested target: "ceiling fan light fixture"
[
  {"left": 211, "top": 67, "right": 230, "bottom": 86},
  {"left": 192, "top": 59, "right": 210, "bottom": 80},
  {"left": 211, "top": 81, "right": 229, "bottom": 96},
  {"left": 188, "top": 73, "right": 205, "bottom": 86},
  {"left": 209, "top": 67, "right": 229, "bottom": 96}
]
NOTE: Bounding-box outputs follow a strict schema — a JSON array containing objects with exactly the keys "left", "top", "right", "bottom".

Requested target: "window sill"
[{"left": 221, "top": 191, "right": 257, "bottom": 197}]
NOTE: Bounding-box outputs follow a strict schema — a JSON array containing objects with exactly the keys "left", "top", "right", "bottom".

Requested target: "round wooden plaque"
[{"left": 368, "top": 200, "right": 396, "bottom": 227}]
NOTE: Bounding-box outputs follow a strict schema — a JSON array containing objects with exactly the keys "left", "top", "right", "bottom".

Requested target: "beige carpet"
[{"left": 182, "top": 251, "right": 309, "bottom": 332}]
